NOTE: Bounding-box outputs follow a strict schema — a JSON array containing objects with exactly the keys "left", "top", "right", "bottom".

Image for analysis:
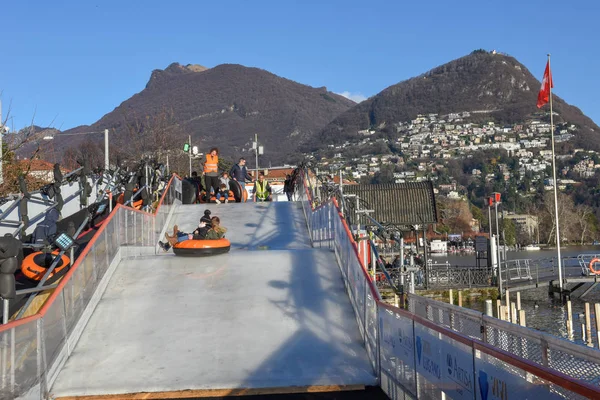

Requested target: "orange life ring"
[
  {"left": 589, "top": 258, "right": 600, "bottom": 275},
  {"left": 172, "top": 238, "right": 231, "bottom": 257},
  {"left": 21, "top": 250, "right": 70, "bottom": 281}
]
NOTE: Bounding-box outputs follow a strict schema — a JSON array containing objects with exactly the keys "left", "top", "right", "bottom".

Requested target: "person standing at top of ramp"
[
  {"left": 229, "top": 158, "right": 253, "bottom": 193},
  {"left": 203, "top": 147, "right": 220, "bottom": 201},
  {"left": 283, "top": 174, "right": 294, "bottom": 201}
]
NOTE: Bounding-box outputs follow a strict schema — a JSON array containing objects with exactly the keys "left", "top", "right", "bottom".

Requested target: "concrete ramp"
[{"left": 50, "top": 202, "right": 377, "bottom": 398}]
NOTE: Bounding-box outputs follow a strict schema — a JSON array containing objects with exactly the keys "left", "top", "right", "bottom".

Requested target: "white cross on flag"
[{"left": 537, "top": 60, "right": 553, "bottom": 108}]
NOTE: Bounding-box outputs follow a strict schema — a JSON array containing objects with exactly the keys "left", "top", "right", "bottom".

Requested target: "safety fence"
[
  {"left": 298, "top": 169, "right": 600, "bottom": 400},
  {"left": 408, "top": 294, "right": 600, "bottom": 388},
  {"left": 0, "top": 175, "right": 181, "bottom": 399},
  {"left": 427, "top": 263, "right": 492, "bottom": 289}
]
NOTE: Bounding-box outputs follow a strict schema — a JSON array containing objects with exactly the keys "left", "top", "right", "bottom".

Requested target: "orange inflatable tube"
[
  {"left": 172, "top": 238, "right": 231, "bottom": 257},
  {"left": 21, "top": 250, "right": 70, "bottom": 281},
  {"left": 198, "top": 190, "right": 236, "bottom": 204},
  {"left": 589, "top": 258, "right": 600, "bottom": 275}
]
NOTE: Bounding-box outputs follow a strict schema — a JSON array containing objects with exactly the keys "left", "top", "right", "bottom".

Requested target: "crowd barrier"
[
  {"left": 0, "top": 175, "right": 181, "bottom": 399},
  {"left": 297, "top": 169, "right": 600, "bottom": 400}
]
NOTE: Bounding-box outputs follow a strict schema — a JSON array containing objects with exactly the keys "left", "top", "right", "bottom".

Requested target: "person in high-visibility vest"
[
  {"left": 203, "top": 147, "right": 220, "bottom": 202},
  {"left": 252, "top": 173, "right": 272, "bottom": 202}
]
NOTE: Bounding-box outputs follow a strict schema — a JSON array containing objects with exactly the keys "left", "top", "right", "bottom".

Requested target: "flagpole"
[{"left": 548, "top": 53, "right": 564, "bottom": 292}]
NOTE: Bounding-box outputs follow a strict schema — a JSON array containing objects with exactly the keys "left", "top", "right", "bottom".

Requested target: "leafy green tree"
[{"left": 501, "top": 218, "right": 516, "bottom": 246}]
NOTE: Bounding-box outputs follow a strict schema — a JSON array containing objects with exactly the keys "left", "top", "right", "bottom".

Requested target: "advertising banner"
[{"left": 379, "top": 308, "right": 417, "bottom": 395}]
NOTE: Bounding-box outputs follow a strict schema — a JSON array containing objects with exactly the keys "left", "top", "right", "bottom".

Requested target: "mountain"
[
  {"left": 313, "top": 50, "right": 600, "bottom": 151},
  {"left": 52, "top": 63, "right": 355, "bottom": 166}
]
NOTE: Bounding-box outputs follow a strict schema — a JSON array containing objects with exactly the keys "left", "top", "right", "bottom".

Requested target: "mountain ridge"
[
  {"left": 53, "top": 63, "right": 356, "bottom": 166},
  {"left": 312, "top": 50, "right": 600, "bottom": 152}
]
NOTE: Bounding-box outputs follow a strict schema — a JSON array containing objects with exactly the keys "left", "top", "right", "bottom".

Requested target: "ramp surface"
[{"left": 51, "top": 202, "right": 376, "bottom": 398}]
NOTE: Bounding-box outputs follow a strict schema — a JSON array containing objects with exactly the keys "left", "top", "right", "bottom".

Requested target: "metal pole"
[
  {"left": 188, "top": 135, "right": 192, "bottom": 177},
  {"left": 166, "top": 154, "right": 170, "bottom": 177},
  {"left": 488, "top": 203, "right": 493, "bottom": 240},
  {"left": 400, "top": 237, "right": 404, "bottom": 270},
  {"left": 488, "top": 202, "right": 495, "bottom": 278},
  {"left": 423, "top": 225, "right": 428, "bottom": 289},
  {"left": 339, "top": 169, "right": 344, "bottom": 216},
  {"left": 495, "top": 202, "right": 503, "bottom": 296},
  {"left": 355, "top": 196, "right": 360, "bottom": 234},
  {"left": 2, "top": 299, "right": 8, "bottom": 324},
  {"left": 104, "top": 129, "right": 109, "bottom": 172},
  {"left": 548, "top": 54, "right": 563, "bottom": 292},
  {"left": 255, "top": 133, "right": 259, "bottom": 177}
]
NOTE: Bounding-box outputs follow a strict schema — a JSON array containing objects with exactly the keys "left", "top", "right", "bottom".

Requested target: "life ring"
[
  {"left": 172, "top": 238, "right": 231, "bottom": 257},
  {"left": 589, "top": 258, "right": 600, "bottom": 275},
  {"left": 21, "top": 250, "right": 70, "bottom": 281}
]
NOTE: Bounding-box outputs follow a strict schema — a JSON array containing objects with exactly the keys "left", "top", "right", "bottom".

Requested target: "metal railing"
[
  {"left": 503, "top": 259, "right": 533, "bottom": 281},
  {"left": 0, "top": 175, "right": 181, "bottom": 399},
  {"left": 408, "top": 294, "right": 600, "bottom": 387},
  {"left": 426, "top": 261, "right": 492, "bottom": 289},
  {"left": 297, "top": 167, "right": 600, "bottom": 400}
]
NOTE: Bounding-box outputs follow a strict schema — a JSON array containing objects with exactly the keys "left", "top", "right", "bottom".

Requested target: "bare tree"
[
  {"left": 0, "top": 99, "right": 62, "bottom": 195},
  {"left": 574, "top": 204, "right": 597, "bottom": 245},
  {"left": 540, "top": 191, "right": 577, "bottom": 245}
]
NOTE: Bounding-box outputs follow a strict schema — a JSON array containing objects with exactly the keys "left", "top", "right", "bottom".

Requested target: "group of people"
[
  {"left": 158, "top": 209, "right": 227, "bottom": 252},
  {"left": 197, "top": 147, "right": 295, "bottom": 203}
]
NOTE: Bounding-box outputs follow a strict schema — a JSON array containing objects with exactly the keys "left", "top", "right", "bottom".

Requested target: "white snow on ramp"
[{"left": 50, "top": 202, "right": 376, "bottom": 397}]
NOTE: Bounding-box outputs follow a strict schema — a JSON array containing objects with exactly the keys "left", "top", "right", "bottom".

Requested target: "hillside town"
[
  {"left": 310, "top": 111, "right": 592, "bottom": 186},
  {"left": 304, "top": 110, "right": 600, "bottom": 245}
]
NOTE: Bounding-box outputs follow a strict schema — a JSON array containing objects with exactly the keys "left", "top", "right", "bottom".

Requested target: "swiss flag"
[{"left": 537, "top": 60, "right": 553, "bottom": 108}]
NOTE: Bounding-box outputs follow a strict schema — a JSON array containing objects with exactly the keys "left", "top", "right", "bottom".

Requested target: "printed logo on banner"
[
  {"left": 416, "top": 335, "right": 441, "bottom": 379},
  {"left": 478, "top": 369, "right": 508, "bottom": 400},
  {"left": 382, "top": 320, "right": 395, "bottom": 349},
  {"left": 478, "top": 370, "right": 489, "bottom": 400},
  {"left": 446, "top": 352, "right": 473, "bottom": 394},
  {"left": 398, "top": 326, "right": 413, "bottom": 351}
]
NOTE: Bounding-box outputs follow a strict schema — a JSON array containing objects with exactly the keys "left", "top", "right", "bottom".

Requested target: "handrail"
[
  {"left": 379, "top": 301, "right": 600, "bottom": 398},
  {"left": 299, "top": 166, "right": 600, "bottom": 399},
  {"left": 0, "top": 173, "right": 177, "bottom": 331}
]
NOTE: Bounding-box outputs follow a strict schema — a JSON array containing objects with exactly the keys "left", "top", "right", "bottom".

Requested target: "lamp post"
[
  {"left": 492, "top": 192, "right": 502, "bottom": 297},
  {"left": 487, "top": 196, "right": 495, "bottom": 280},
  {"left": 252, "top": 134, "right": 263, "bottom": 178}
]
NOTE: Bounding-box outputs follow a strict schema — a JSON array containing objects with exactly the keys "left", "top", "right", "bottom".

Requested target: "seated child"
[
  {"left": 205, "top": 216, "right": 227, "bottom": 239},
  {"left": 216, "top": 183, "right": 230, "bottom": 204},
  {"left": 216, "top": 172, "right": 231, "bottom": 204}
]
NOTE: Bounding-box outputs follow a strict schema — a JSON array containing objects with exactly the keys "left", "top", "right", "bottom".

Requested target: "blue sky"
[{"left": 1, "top": 0, "right": 599, "bottom": 131}]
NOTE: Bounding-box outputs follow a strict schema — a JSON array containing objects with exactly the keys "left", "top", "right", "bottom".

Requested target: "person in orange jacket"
[{"left": 203, "top": 147, "right": 220, "bottom": 201}]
